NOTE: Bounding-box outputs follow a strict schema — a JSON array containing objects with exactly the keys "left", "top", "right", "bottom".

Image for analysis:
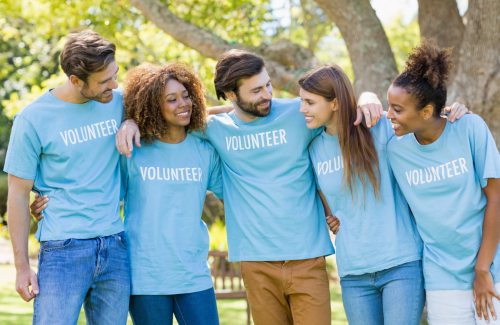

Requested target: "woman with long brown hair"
[{"left": 299, "top": 64, "right": 466, "bottom": 324}]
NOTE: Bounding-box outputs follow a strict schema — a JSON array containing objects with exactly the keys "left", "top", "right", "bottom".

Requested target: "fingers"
[
  {"left": 447, "top": 102, "right": 459, "bottom": 122},
  {"left": 488, "top": 297, "right": 496, "bottom": 322},
  {"left": 134, "top": 130, "right": 141, "bottom": 148},
  {"left": 354, "top": 108, "right": 362, "bottom": 126},
  {"left": 482, "top": 297, "right": 490, "bottom": 323},
  {"left": 31, "top": 196, "right": 48, "bottom": 220},
  {"left": 477, "top": 295, "right": 484, "bottom": 320},
  {"left": 363, "top": 107, "right": 372, "bottom": 128},
  {"left": 30, "top": 273, "right": 39, "bottom": 296}
]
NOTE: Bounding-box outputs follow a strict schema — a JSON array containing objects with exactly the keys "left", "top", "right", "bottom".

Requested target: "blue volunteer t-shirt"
[
  {"left": 309, "top": 115, "right": 422, "bottom": 277},
  {"left": 120, "top": 134, "right": 223, "bottom": 295},
  {"left": 387, "top": 114, "right": 500, "bottom": 290},
  {"left": 193, "top": 97, "right": 334, "bottom": 262},
  {"left": 4, "top": 90, "right": 124, "bottom": 241}
]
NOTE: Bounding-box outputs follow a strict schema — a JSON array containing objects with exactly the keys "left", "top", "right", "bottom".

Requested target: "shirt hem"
[
  {"left": 3, "top": 167, "right": 35, "bottom": 180},
  {"left": 130, "top": 283, "right": 213, "bottom": 296},
  {"left": 228, "top": 248, "right": 335, "bottom": 262},
  {"left": 38, "top": 226, "right": 125, "bottom": 242},
  {"left": 338, "top": 255, "right": 422, "bottom": 278}
]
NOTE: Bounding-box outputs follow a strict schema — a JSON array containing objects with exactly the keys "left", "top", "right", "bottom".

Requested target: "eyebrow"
[
  {"left": 98, "top": 67, "right": 119, "bottom": 84},
  {"left": 250, "top": 79, "right": 271, "bottom": 92},
  {"left": 165, "top": 89, "right": 188, "bottom": 98}
]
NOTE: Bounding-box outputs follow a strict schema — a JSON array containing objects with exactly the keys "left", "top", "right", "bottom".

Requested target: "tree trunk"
[
  {"left": 313, "top": 0, "right": 398, "bottom": 103},
  {"left": 417, "top": 0, "right": 465, "bottom": 84},
  {"left": 449, "top": 0, "right": 500, "bottom": 144},
  {"left": 128, "top": 0, "right": 319, "bottom": 95}
]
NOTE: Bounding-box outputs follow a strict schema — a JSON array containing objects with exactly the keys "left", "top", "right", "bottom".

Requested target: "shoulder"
[
  {"left": 189, "top": 134, "right": 216, "bottom": 152},
  {"left": 387, "top": 132, "right": 412, "bottom": 153},
  {"left": 15, "top": 91, "right": 53, "bottom": 121},
  {"left": 370, "top": 112, "right": 393, "bottom": 142}
]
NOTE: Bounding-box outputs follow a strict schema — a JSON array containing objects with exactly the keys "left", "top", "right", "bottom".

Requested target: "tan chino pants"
[{"left": 241, "top": 256, "right": 331, "bottom": 325}]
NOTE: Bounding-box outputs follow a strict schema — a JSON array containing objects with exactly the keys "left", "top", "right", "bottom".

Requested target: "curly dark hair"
[
  {"left": 393, "top": 39, "right": 454, "bottom": 116},
  {"left": 123, "top": 62, "right": 207, "bottom": 144}
]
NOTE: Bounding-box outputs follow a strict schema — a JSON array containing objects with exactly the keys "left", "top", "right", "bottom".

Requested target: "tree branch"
[
  {"left": 418, "top": 0, "right": 465, "bottom": 84},
  {"left": 128, "top": 0, "right": 319, "bottom": 94},
  {"left": 313, "top": 0, "right": 398, "bottom": 102}
]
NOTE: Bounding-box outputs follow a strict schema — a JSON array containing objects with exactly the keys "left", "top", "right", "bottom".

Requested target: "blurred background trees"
[{"left": 2, "top": 0, "right": 497, "bottom": 232}]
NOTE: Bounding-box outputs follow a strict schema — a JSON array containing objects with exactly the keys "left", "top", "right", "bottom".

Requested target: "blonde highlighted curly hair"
[{"left": 123, "top": 61, "right": 207, "bottom": 144}]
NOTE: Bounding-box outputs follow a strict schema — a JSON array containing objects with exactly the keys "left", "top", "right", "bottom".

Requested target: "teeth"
[
  {"left": 305, "top": 116, "right": 314, "bottom": 122},
  {"left": 175, "top": 112, "right": 189, "bottom": 117},
  {"left": 392, "top": 122, "right": 400, "bottom": 128}
]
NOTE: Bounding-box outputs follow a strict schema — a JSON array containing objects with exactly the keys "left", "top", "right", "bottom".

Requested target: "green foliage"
[
  {"left": 208, "top": 218, "right": 228, "bottom": 251},
  {"left": 384, "top": 14, "right": 421, "bottom": 72}
]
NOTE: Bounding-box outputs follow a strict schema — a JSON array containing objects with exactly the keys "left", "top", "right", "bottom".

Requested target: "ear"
[
  {"left": 69, "top": 75, "right": 84, "bottom": 88},
  {"left": 225, "top": 91, "right": 236, "bottom": 101},
  {"left": 331, "top": 98, "right": 339, "bottom": 112},
  {"left": 420, "top": 105, "right": 434, "bottom": 120}
]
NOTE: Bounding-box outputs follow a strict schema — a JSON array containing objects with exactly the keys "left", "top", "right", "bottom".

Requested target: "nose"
[
  {"left": 109, "top": 78, "right": 118, "bottom": 90},
  {"left": 262, "top": 87, "right": 272, "bottom": 100},
  {"left": 299, "top": 102, "right": 307, "bottom": 114},
  {"left": 386, "top": 107, "right": 394, "bottom": 119}
]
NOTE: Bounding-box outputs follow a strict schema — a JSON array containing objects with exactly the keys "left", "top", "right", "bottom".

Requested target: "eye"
[
  {"left": 183, "top": 94, "right": 189, "bottom": 99},
  {"left": 168, "top": 98, "right": 176, "bottom": 103},
  {"left": 252, "top": 89, "right": 260, "bottom": 94}
]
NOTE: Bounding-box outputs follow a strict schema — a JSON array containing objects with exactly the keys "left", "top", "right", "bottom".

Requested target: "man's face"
[
  {"left": 233, "top": 68, "right": 273, "bottom": 117},
  {"left": 80, "top": 60, "right": 119, "bottom": 103}
]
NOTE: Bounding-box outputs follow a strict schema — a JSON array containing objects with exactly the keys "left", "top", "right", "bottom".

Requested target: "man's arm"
[
  {"left": 318, "top": 190, "right": 340, "bottom": 234},
  {"left": 8, "top": 174, "right": 39, "bottom": 302},
  {"left": 207, "top": 105, "right": 233, "bottom": 115},
  {"left": 474, "top": 178, "right": 500, "bottom": 323}
]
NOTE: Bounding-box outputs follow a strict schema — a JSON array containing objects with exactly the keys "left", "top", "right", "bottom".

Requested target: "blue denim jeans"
[
  {"left": 340, "top": 260, "right": 425, "bottom": 325},
  {"left": 129, "top": 287, "right": 220, "bottom": 325},
  {"left": 33, "top": 232, "right": 130, "bottom": 325}
]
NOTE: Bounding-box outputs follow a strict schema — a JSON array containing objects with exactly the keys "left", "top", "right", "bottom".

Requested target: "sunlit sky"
[{"left": 270, "top": 0, "right": 468, "bottom": 27}]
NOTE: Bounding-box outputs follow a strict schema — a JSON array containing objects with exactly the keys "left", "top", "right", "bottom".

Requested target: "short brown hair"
[
  {"left": 214, "top": 49, "right": 265, "bottom": 100},
  {"left": 123, "top": 62, "right": 207, "bottom": 145},
  {"left": 60, "top": 30, "right": 116, "bottom": 83}
]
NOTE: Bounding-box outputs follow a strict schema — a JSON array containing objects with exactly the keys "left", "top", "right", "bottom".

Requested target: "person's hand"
[
  {"left": 326, "top": 216, "right": 340, "bottom": 235},
  {"left": 116, "top": 119, "right": 141, "bottom": 158},
  {"left": 354, "top": 92, "right": 384, "bottom": 128},
  {"left": 444, "top": 102, "right": 471, "bottom": 122},
  {"left": 30, "top": 193, "right": 48, "bottom": 222},
  {"left": 208, "top": 105, "right": 234, "bottom": 115},
  {"left": 474, "top": 269, "right": 500, "bottom": 323},
  {"left": 16, "top": 266, "right": 39, "bottom": 302}
]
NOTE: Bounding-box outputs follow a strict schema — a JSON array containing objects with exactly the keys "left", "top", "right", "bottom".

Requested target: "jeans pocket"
[
  {"left": 41, "top": 238, "right": 73, "bottom": 252},
  {"left": 116, "top": 234, "right": 128, "bottom": 250}
]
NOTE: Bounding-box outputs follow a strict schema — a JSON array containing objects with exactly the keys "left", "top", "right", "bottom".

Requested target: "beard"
[
  {"left": 80, "top": 84, "right": 114, "bottom": 103},
  {"left": 235, "top": 94, "right": 272, "bottom": 117}
]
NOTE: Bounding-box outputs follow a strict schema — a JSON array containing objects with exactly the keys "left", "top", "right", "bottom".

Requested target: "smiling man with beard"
[
  {"left": 117, "top": 49, "right": 384, "bottom": 325},
  {"left": 5, "top": 30, "right": 129, "bottom": 325}
]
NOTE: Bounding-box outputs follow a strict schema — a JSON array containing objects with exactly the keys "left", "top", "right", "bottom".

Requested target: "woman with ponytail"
[
  {"left": 387, "top": 40, "right": 500, "bottom": 324},
  {"left": 299, "top": 62, "right": 468, "bottom": 324},
  {"left": 300, "top": 65, "right": 425, "bottom": 325}
]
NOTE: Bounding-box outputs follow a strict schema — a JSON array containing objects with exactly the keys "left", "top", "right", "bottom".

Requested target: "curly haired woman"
[
  {"left": 387, "top": 41, "right": 500, "bottom": 324},
  {"left": 120, "top": 61, "right": 223, "bottom": 325}
]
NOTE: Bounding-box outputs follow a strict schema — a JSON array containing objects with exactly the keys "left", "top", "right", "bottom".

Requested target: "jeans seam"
[
  {"left": 174, "top": 296, "right": 188, "bottom": 325},
  {"left": 87, "top": 295, "right": 95, "bottom": 325}
]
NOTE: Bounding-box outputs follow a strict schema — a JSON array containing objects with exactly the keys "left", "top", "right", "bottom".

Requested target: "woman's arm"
[
  {"left": 318, "top": 190, "right": 340, "bottom": 234},
  {"left": 474, "top": 178, "right": 500, "bottom": 323}
]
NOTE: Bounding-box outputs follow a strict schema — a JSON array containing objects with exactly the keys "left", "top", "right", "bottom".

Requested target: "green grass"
[{"left": 0, "top": 264, "right": 349, "bottom": 325}]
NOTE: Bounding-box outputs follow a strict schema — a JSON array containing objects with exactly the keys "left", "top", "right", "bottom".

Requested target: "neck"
[
  {"left": 414, "top": 116, "right": 447, "bottom": 145},
  {"left": 158, "top": 125, "right": 187, "bottom": 144},
  {"left": 232, "top": 101, "right": 260, "bottom": 123},
  {"left": 324, "top": 111, "right": 338, "bottom": 136},
  {"left": 50, "top": 80, "right": 91, "bottom": 104}
]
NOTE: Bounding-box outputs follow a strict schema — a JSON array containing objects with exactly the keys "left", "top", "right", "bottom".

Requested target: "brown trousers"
[{"left": 241, "top": 257, "right": 331, "bottom": 325}]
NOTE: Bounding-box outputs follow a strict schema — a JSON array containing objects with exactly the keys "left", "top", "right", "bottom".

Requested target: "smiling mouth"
[
  {"left": 305, "top": 116, "right": 314, "bottom": 123},
  {"left": 391, "top": 122, "right": 401, "bottom": 130},
  {"left": 175, "top": 111, "right": 189, "bottom": 117}
]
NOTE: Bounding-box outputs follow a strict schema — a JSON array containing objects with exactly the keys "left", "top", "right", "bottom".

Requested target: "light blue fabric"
[
  {"left": 120, "top": 134, "right": 223, "bottom": 295},
  {"left": 4, "top": 90, "right": 124, "bottom": 241},
  {"left": 192, "top": 98, "right": 334, "bottom": 262},
  {"left": 308, "top": 114, "right": 422, "bottom": 277},
  {"left": 387, "top": 114, "right": 500, "bottom": 290}
]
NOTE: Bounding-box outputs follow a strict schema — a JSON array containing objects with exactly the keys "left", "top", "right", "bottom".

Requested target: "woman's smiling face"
[
  {"left": 299, "top": 88, "right": 336, "bottom": 130},
  {"left": 386, "top": 85, "right": 425, "bottom": 136}
]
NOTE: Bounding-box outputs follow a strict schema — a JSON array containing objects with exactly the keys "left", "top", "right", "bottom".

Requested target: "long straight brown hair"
[{"left": 299, "top": 64, "right": 381, "bottom": 204}]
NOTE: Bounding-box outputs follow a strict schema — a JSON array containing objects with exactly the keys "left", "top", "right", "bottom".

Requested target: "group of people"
[{"left": 5, "top": 28, "right": 500, "bottom": 325}]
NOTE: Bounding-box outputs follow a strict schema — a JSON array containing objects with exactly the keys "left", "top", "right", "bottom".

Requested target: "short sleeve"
[
  {"left": 189, "top": 129, "right": 208, "bottom": 141},
  {"left": 4, "top": 116, "right": 42, "bottom": 180},
  {"left": 119, "top": 154, "right": 129, "bottom": 201},
  {"left": 207, "top": 148, "right": 223, "bottom": 199},
  {"left": 470, "top": 116, "right": 500, "bottom": 188}
]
